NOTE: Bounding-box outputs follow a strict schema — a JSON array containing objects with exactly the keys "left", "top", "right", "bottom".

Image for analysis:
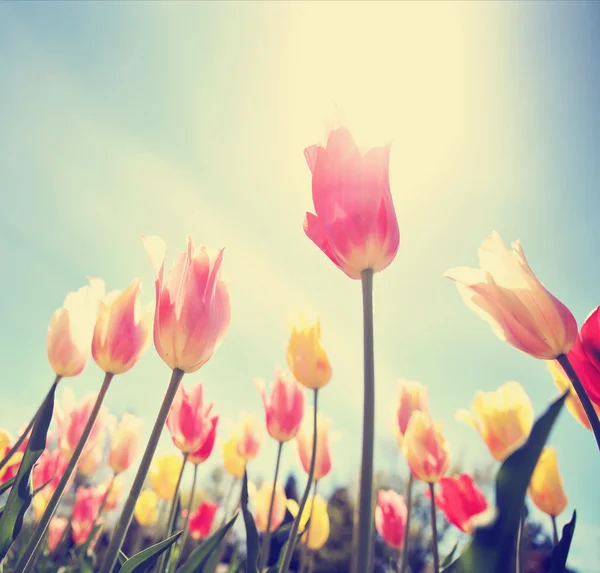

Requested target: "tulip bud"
[
  {"left": 296, "top": 407, "right": 332, "bottom": 481},
  {"left": 253, "top": 481, "right": 287, "bottom": 533},
  {"left": 188, "top": 415, "right": 218, "bottom": 465},
  {"left": 149, "top": 453, "right": 183, "bottom": 501},
  {"left": 222, "top": 434, "right": 246, "bottom": 479},
  {"left": 394, "top": 379, "right": 429, "bottom": 446},
  {"left": 287, "top": 495, "right": 330, "bottom": 550},
  {"left": 134, "top": 490, "right": 159, "bottom": 527},
  {"left": 189, "top": 501, "right": 219, "bottom": 540},
  {"left": 528, "top": 447, "right": 568, "bottom": 517},
  {"left": 108, "top": 413, "right": 143, "bottom": 474},
  {"left": 375, "top": 490, "right": 407, "bottom": 549},
  {"left": 96, "top": 476, "right": 123, "bottom": 512},
  {"left": 235, "top": 413, "right": 263, "bottom": 463},
  {"left": 287, "top": 318, "right": 332, "bottom": 390},
  {"left": 72, "top": 487, "right": 101, "bottom": 545},
  {"left": 78, "top": 440, "right": 105, "bottom": 476}
]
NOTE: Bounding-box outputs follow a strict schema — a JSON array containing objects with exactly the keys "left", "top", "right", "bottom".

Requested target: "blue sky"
[{"left": 1, "top": 1, "right": 599, "bottom": 570}]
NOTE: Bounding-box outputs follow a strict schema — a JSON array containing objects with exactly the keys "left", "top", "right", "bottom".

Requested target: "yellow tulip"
[
  {"left": 456, "top": 381, "right": 534, "bottom": 461},
  {"left": 134, "top": 490, "right": 159, "bottom": 526},
  {"left": 32, "top": 492, "right": 50, "bottom": 522},
  {"left": 254, "top": 481, "right": 287, "bottom": 533},
  {"left": 149, "top": 453, "right": 183, "bottom": 501},
  {"left": 222, "top": 435, "right": 246, "bottom": 479},
  {"left": 287, "top": 495, "right": 330, "bottom": 550},
  {"left": 287, "top": 317, "right": 332, "bottom": 390},
  {"left": 528, "top": 447, "right": 568, "bottom": 517}
]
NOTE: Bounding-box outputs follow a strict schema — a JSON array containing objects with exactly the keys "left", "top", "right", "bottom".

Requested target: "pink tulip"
[
  {"left": 48, "top": 517, "right": 68, "bottom": 552},
  {"left": 47, "top": 278, "right": 105, "bottom": 377},
  {"left": 296, "top": 408, "right": 332, "bottom": 481},
  {"left": 394, "top": 379, "right": 429, "bottom": 445},
  {"left": 166, "top": 383, "right": 217, "bottom": 454},
  {"left": 303, "top": 127, "right": 400, "bottom": 280},
  {"left": 375, "top": 490, "right": 407, "bottom": 549},
  {"left": 92, "top": 279, "right": 153, "bottom": 375},
  {"left": 33, "top": 448, "right": 70, "bottom": 494},
  {"left": 444, "top": 232, "right": 578, "bottom": 359},
  {"left": 107, "top": 413, "right": 143, "bottom": 474},
  {"left": 189, "top": 501, "right": 219, "bottom": 540},
  {"left": 188, "top": 415, "right": 218, "bottom": 465},
  {"left": 235, "top": 413, "right": 263, "bottom": 463},
  {"left": 142, "top": 235, "right": 231, "bottom": 373},
  {"left": 72, "top": 487, "right": 102, "bottom": 545},
  {"left": 255, "top": 368, "right": 304, "bottom": 443}
]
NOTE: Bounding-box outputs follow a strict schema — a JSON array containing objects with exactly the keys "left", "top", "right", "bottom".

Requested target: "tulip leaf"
[
  {"left": 549, "top": 511, "right": 576, "bottom": 573},
  {"left": 0, "top": 477, "right": 16, "bottom": 497},
  {"left": 227, "top": 545, "right": 240, "bottom": 572},
  {"left": 265, "top": 523, "right": 307, "bottom": 573},
  {"left": 241, "top": 471, "right": 260, "bottom": 573},
  {"left": 440, "top": 542, "right": 460, "bottom": 568},
  {"left": 441, "top": 392, "right": 567, "bottom": 573},
  {"left": 0, "top": 381, "right": 57, "bottom": 560},
  {"left": 177, "top": 513, "right": 239, "bottom": 573},
  {"left": 118, "top": 530, "right": 182, "bottom": 573},
  {"left": 118, "top": 550, "right": 129, "bottom": 565}
]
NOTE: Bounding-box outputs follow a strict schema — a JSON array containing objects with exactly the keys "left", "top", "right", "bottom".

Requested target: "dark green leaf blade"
[
  {"left": 0, "top": 381, "right": 57, "bottom": 560},
  {"left": 241, "top": 471, "right": 259, "bottom": 573},
  {"left": 549, "top": 511, "right": 576, "bottom": 573},
  {"left": 442, "top": 392, "right": 567, "bottom": 573},
  {"left": 119, "top": 530, "right": 182, "bottom": 573}
]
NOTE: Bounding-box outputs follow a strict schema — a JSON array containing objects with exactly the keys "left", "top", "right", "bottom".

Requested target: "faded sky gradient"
[{"left": 1, "top": 2, "right": 599, "bottom": 570}]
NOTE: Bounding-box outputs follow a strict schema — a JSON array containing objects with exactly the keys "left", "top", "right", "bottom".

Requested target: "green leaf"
[
  {"left": 178, "top": 513, "right": 239, "bottom": 573},
  {"left": 265, "top": 522, "right": 307, "bottom": 573},
  {"left": 0, "top": 381, "right": 57, "bottom": 560},
  {"left": 118, "top": 530, "right": 182, "bottom": 573},
  {"left": 442, "top": 392, "right": 567, "bottom": 573},
  {"left": 440, "top": 542, "right": 460, "bottom": 568},
  {"left": 227, "top": 545, "right": 240, "bottom": 573},
  {"left": 241, "top": 471, "right": 259, "bottom": 573},
  {"left": 0, "top": 477, "right": 16, "bottom": 497},
  {"left": 549, "top": 511, "right": 577, "bottom": 573}
]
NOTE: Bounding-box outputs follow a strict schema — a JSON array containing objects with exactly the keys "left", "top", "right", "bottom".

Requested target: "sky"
[{"left": 1, "top": 1, "right": 599, "bottom": 570}]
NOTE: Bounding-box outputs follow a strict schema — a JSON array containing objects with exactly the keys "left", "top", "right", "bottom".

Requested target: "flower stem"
[
  {"left": 0, "top": 375, "right": 61, "bottom": 476},
  {"left": 428, "top": 483, "right": 439, "bottom": 573},
  {"left": 278, "top": 389, "right": 319, "bottom": 573},
  {"left": 304, "top": 481, "right": 318, "bottom": 573},
  {"left": 551, "top": 515, "right": 559, "bottom": 546},
  {"left": 399, "top": 474, "right": 413, "bottom": 573},
  {"left": 354, "top": 268, "right": 376, "bottom": 573},
  {"left": 177, "top": 463, "right": 198, "bottom": 564},
  {"left": 259, "top": 441, "right": 283, "bottom": 571},
  {"left": 556, "top": 354, "right": 600, "bottom": 450},
  {"left": 516, "top": 509, "right": 525, "bottom": 573},
  {"left": 98, "top": 368, "right": 185, "bottom": 573},
  {"left": 16, "top": 372, "right": 113, "bottom": 573}
]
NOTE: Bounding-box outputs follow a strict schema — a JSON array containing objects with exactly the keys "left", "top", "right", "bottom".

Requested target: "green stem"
[
  {"left": 259, "top": 441, "right": 283, "bottom": 571},
  {"left": 399, "top": 474, "right": 413, "bottom": 573},
  {"left": 354, "top": 268, "right": 375, "bottom": 573},
  {"left": 429, "top": 483, "right": 439, "bottom": 572},
  {"left": 278, "top": 389, "right": 319, "bottom": 573},
  {"left": 516, "top": 509, "right": 525, "bottom": 573},
  {"left": 16, "top": 372, "right": 113, "bottom": 573},
  {"left": 158, "top": 453, "right": 188, "bottom": 573},
  {"left": 98, "top": 368, "right": 185, "bottom": 573},
  {"left": 304, "top": 481, "right": 318, "bottom": 573},
  {"left": 177, "top": 463, "right": 199, "bottom": 564},
  {"left": 551, "top": 515, "right": 559, "bottom": 546},
  {"left": 556, "top": 354, "right": 600, "bottom": 450},
  {"left": 0, "top": 376, "right": 61, "bottom": 476}
]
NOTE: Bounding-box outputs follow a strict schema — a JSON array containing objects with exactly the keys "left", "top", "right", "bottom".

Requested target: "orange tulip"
[
  {"left": 108, "top": 413, "right": 143, "bottom": 474},
  {"left": 456, "top": 382, "right": 534, "bottom": 461},
  {"left": 394, "top": 379, "right": 429, "bottom": 445},
  {"left": 287, "top": 318, "right": 332, "bottom": 390},
  {"left": 142, "top": 235, "right": 231, "bottom": 373},
  {"left": 444, "top": 232, "right": 578, "bottom": 359},
  {"left": 296, "top": 407, "right": 332, "bottom": 481},
  {"left": 403, "top": 411, "right": 449, "bottom": 483},
  {"left": 528, "top": 447, "right": 568, "bottom": 517}
]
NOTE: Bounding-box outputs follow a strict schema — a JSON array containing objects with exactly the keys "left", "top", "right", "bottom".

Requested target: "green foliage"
[
  {"left": 549, "top": 512, "right": 576, "bottom": 573},
  {"left": 241, "top": 471, "right": 260, "bottom": 573},
  {"left": 118, "top": 530, "right": 182, "bottom": 573}
]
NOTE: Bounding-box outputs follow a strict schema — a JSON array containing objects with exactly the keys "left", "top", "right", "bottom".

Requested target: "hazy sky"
[{"left": 1, "top": 2, "right": 599, "bottom": 570}]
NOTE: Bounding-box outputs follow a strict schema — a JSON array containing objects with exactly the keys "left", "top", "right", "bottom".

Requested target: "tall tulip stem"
[
  {"left": 177, "top": 463, "right": 199, "bottom": 563},
  {"left": 516, "top": 509, "right": 525, "bottom": 573},
  {"left": 556, "top": 354, "right": 600, "bottom": 450},
  {"left": 259, "top": 441, "right": 283, "bottom": 571},
  {"left": 98, "top": 368, "right": 185, "bottom": 573},
  {"left": 551, "top": 516, "right": 559, "bottom": 546},
  {"left": 279, "top": 389, "right": 319, "bottom": 573},
  {"left": 399, "top": 474, "right": 413, "bottom": 573},
  {"left": 0, "top": 375, "right": 61, "bottom": 476},
  {"left": 16, "top": 372, "right": 113, "bottom": 573},
  {"left": 428, "top": 483, "right": 439, "bottom": 573},
  {"left": 354, "top": 268, "right": 376, "bottom": 573}
]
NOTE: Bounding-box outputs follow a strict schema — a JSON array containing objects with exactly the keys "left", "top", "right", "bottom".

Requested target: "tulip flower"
[
  {"left": 456, "top": 382, "right": 534, "bottom": 461},
  {"left": 33, "top": 448, "right": 69, "bottom": 497},
  {"left": 444, "top": 232, "right": 577, "bottom": 360},
  {"left": 96, "top": 475, "right": 124, "bottom": 512},
  {"left": 394, "top": 379, "right": 429, "bottom": 446},
  {"left": 47, "top": 517, "right": 68, "bottom": 553},
  {"left": 287, "top": 495, "right": 330, "bottom": 550},
  {"left": 188, "top": 415, "right": 218, "bottom": 465},
  {"left": 149, "top": 453, "right": 183, "bottom": 501},
  {"left": 72, "top": 487, "right": 101, "bottom": 545},
  {"left": 528, "top": 447, "right": 568, "bottom": 517},
  {"left": 222, "top": 434, "right": 246, "bottom": 479},
  {"left": 287, "top": 318, "right": 332, "bottom": 390},
  {"left": 235, "top": 413, "right": 263, "bottom": 463},
  {"left": 255, "top": 368, "right": 305, "bottom": 443},
  {"left": 296, "top": 407, "right": 332, "bottom": 481},
  {"left": 78, "top": 440, "right": 105, "bottom": 476},
  {"left": 142, "top": 235, "right": 231, "bottom": 373},
  {"left": 427, "top": 474, "right": 488, "bottom": 534},
  {"left": 107, "top": 413, "right": 143, "bottom": 474},
  {"left": 134, "top": 490, "right": 159, "bottom": 527},
  {"left": 0, "top": 430, "right": 23, "bottom": 484},
  {"left": 92, "top": 279, "right": 153, "bottom": 375},
  {"left": 403, "top": 411, "right": 450, "bottom": 483},
  {"left": 254, "top": 481, "right": 287, "bottom": 533},
  {"left": 548, "top": 360, "right": 600, "bottom": 430},
  {"left": 375, "top": 490, "right": 407, "bottom": 549},
  {"left": 189, "top": 501, "right": 219, "bottom": 540},
  {"left": 303, "top": 127, "right": 400, "bottom": 280},
  {"left": 166, "top": 383, "right": 217, "bottom": 454}
]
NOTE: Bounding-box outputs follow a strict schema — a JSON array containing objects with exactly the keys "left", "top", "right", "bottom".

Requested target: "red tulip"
[
  {"left": 568, "top": 308, "right": 600, "bottom": 405},
  {"left": 428, "top": 474, "right": 488, "bottom": 534},
  {"left": 303, "top": 127, "right": 400, "bottom": 280},
  {"left": 189, "top": 501, "right": 219, "bottom": 540},
  {"left": 188, "top": 415, "right": 218, "bottom": 465},
  {"left": 375, "top": 490, "right": 407, "bottom": 549}
]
